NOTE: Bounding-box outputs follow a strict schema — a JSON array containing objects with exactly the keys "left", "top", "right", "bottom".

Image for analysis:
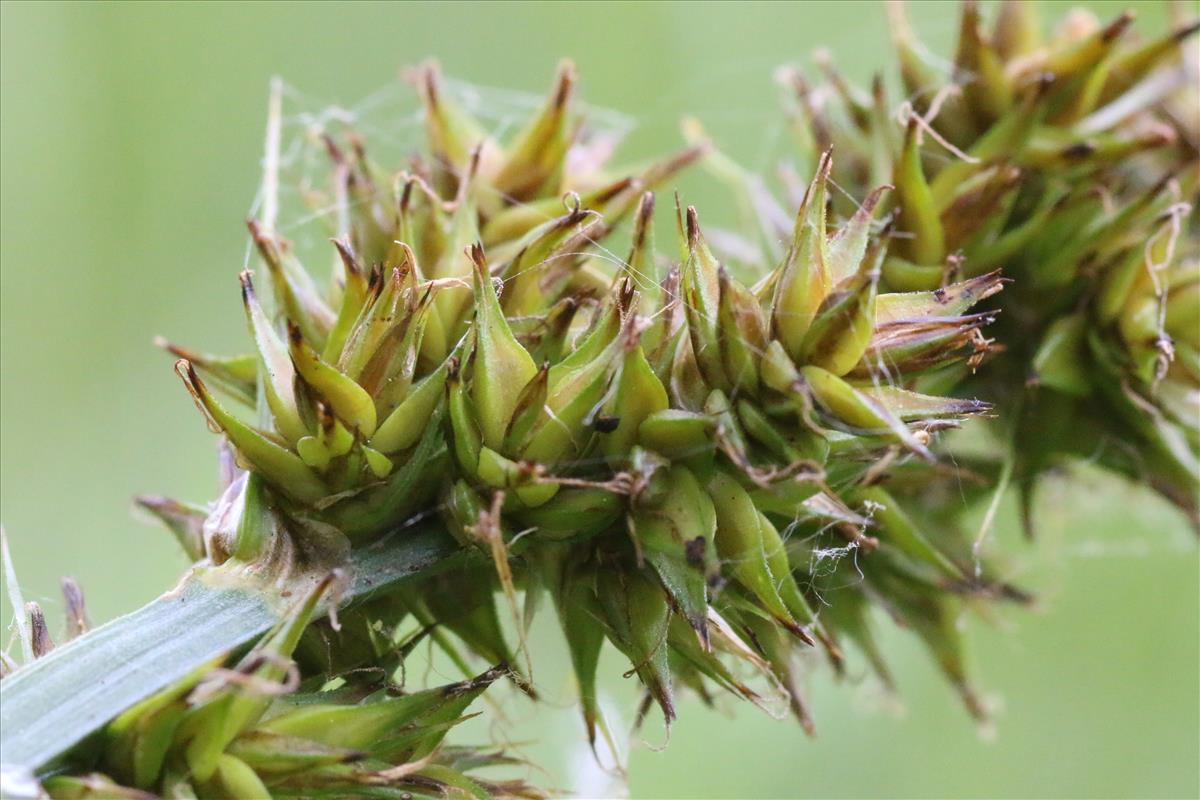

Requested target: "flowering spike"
[
  {"left": 247, "top": 219, "right": 335, "bottom": 348},
  {"left": 287, "top": 321, "right": 377, "bottom": 437},
  {"left": 492, "top": 60, "right": 577, "bottom": 203},
  {"left": 468, "top": 243, "right": 538, "bottom": 450},
  {"left": 322, "top": 238, "right": 371, "bottom": 363},
  {"left": 772, "top": 150, "right": 833, "bottom": 358},
  {"left": 992, "top": 0, "right": 1040, "bottom": 60},
  {"left": 633, "top": 465, "right": 719, "bottom": 647},
  {"left": 416, "top": 60, "right": 491, "bottom": 193},
  {"left": 176, "top": 360, "right": 328, "bottom": 504},
  {"left": 370, "top": 350, "right": 453, "bottom": 454},
  {"left": 953, "top": 0, "right": 1013, "bottom": 126},
  {"left": 827, "top": 184, "right": 890, "bottom": 285},
  {"left": 241, "top": 272, "right": 309, "bottom": 445},
  {"left": 597, "top": 568, "right": 675, "bottom": 725},
  {"left": 600, "top": 338, "right": 669, "bottom": 464},
  {"left": 799, "top": 245, "right": 882, "bottom": 376},
  {"left": 709, "top": 472, "right": 809, "bottom": 640},
  {"left": 894, "top": 120, "right": 945, "bottom": 267},
  {"left": 680, "top": 206, "right": 729, "bottom": 390},
  {"left": 622, "top": 191, "right": 660, "bottom": 305},
  {"left": 801, "top": 364, "right": 933, "bottom": 460}
]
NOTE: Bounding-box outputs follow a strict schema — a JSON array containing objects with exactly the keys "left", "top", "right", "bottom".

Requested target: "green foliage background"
[{"left": 1, "top": 2, "right": 1196, "bottom": 797}]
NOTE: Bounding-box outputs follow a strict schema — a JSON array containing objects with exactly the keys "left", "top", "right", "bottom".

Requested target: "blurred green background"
[{"left": 2, "top": 1, "right": 1196, "bottom": 798}]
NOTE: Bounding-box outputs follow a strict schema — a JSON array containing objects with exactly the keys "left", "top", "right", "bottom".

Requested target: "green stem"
[{"left": 0, "top": 526, "right": 458, "bottom": 781}]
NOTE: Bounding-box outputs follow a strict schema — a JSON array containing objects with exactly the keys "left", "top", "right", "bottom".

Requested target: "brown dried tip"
[
  {"left": 649, "top": 143, "right": 713, "bottom": 189},
  {"left": 716, "top": 264, "right": 733, "bottom": 294},
  {"left": 792, "top": 148, "right": 834, "bottom": 215},
  {"left": 246, "top": 218, "right": 285, "bottom": 271},
  {"left": 685, "top": 206, "right": 701, "bottom": 247},
  {"left": 398, "top": 175, "right": 415, "bottom": 215},
  {"left": 455, "top": 143, "right": 483, "bottom": 204},
  {"left": 466, "top": 241, "right": 488, "bottom": 273},
  {"left": 815, "top": 627, "right": 845, "bottom": 670},
  {"left": 419, "top": 60, "right": 441, "bottom": 106},
  {"left": 791, "top": 689, "right": 818, "bottom": 738},
  {"left": 175, "top": 359, "right": 198, "bottom": 391},
  {"left": 634, "top": 191, "right": 655, "bottom": 246},
  {"left": 593, "top": 177, "right": 636, "bottom": 208},
  {"left": 347, "top": 131, "right": 367, "bottom": 164},
  {"left": 394, "top": 241, "right": 418, "bottom": 276},
  {"left": 175, "top": 360, "right": 220, "bottom": 434},
  {"left": 816, "top": 147, "right": 834, "bottom": 177},
  {"left": 960, "top": 0, "right": 981, "bottom": 29},
  {"left": 871, "top": 73, "right": 886, "bottom": 102},
  {"left": 321, "top": 132, "right": 347, "bottom": 166},
  {"left": 615, "top": 275, "right": 637, "bottom": 315},
  {"left": 60, "top": 578, "right": 90, "bottom": 640},
  {"left": 238, "top": 270, "right": 256, "bottom": 304},
  {"left": 1173, "top": 18, "right": 1200, "bottom": 42},
  {"left": 552, "top": 59, "right": 577, "bottom": 110},
  {"left": 246, "top": 217, "right": 267, "bottom": 243},
  {"left": 812, "top": 47, "right": 842, "bottom": 84},
  {"left": 780, "top": 616, "right": 817, "bottom": 648},
  {"left": 1101, "top": 10, "right": 1135, "bottom": 43},
  {"left": 331, "top": 238, "right": 362, "bottom": 278},
  {"left": 958, "top": 680, "right": 989, "bottom": 722},
  {"left": 153, "top": 336, "right": 198, "bottom": 361},
  {"left": 27, "top": 602, "right": 54, "bottom": 658},
  {"left": 859, "top": 183, "right": 893, "bottom": 217},
  {"left": 783, "top": 66, "right": 810, "bottom": 100}
]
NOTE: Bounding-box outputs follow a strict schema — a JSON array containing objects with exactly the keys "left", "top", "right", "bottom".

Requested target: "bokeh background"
[{"left": 2, "top": 2, "right": 1197, "bottom": 798}]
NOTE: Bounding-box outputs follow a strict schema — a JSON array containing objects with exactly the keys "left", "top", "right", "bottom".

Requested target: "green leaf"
[{"left": 0, "top": 528, "right": 458, "bottom": 779}]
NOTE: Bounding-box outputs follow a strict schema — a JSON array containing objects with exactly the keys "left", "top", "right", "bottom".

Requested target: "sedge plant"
[{"left": 1, "top": 3, "right": 1196, "bottom": 798}]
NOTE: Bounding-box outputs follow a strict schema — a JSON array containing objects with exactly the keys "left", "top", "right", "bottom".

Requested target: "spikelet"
[
  {"left": 178, "top": 66, "right": 1006, "bottom": 721},
  {"left": 744, "top": 0, "right": 1200, "bottom": 530},
  {"left": 122, "top": 58, "right": 1016, "bottom": 756}
]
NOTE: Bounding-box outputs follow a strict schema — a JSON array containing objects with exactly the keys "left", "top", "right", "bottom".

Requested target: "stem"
[
  {"left": 1, "top": 527, "right": 33, "bottom": 663},
  {"left": 0, "top": 526, "right": 458, "bottom": 779},
  {"left": 260, "top": 76, "right": 283, "bottom": 237}
]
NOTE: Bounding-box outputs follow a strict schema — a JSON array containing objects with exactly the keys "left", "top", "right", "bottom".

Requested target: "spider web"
[{"left": 240, "top": 73, "right": 638, "bottom": 279}]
